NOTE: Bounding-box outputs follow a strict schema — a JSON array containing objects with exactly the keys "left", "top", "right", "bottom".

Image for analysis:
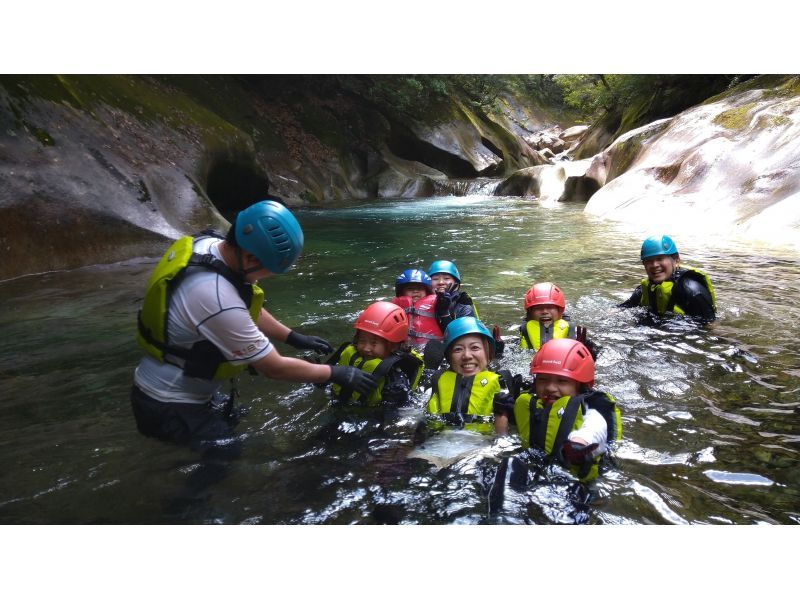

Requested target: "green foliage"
[
  {"left": 334, "top": 75, "right": 570, "bottom": 120},
  {"left": 554, "top": 74, "right": 752, "bottom": 123}
]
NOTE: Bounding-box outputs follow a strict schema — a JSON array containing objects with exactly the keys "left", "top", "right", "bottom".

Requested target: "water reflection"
[{"left": 1, "top": 197, "right": 799, "bottom": 524}]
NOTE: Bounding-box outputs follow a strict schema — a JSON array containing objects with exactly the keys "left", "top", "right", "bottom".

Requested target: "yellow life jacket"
[
  {"left": 427, "top": 369, "right": 502, "bottom": 433},
  {"left": 519, "top": 318, "right": 575, "bottom": 350},
  {"left": 331, "top": 344, "right": 423, "bottom": 407},
  {"left": 513, "top": 390, "right": 622, "bottom": 482},
  {"left": 639, "top": 266, "right": 716, "bottom": 316},
  {"left": 136, "top": 233, "right": 264, "bottom": 380}
]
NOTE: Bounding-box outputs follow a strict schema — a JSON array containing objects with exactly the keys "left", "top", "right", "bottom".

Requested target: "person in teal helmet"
[
  {"left": 426, "top": 260, "right": 478, "bottom": 330},
  {"left": 618, "top": 234, "right": 716, "bottom": 322},
  {"left": 426, "top": 317, "right": 519, "bottom": 435},
  {"left": 133, "top": 197, "right": 377, "bottom": 444}
]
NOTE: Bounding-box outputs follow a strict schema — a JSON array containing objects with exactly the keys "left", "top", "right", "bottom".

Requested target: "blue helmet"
[
  {"left": 234, "top": 200, "right": 304, "bottom": 274},
  {"left": 427, "top": 260, "right": 461, "bottom": 282},
  {"left": 640, "top": 235, "right": 679, "bottom": 260},
  {"left": 395, "top": 268, "right": 433, "bottom": 296},
  {"left": 443, "top": 317, "right": 495, "bottom": 357}
]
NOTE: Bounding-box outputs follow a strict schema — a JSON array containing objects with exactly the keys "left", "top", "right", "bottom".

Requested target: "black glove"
[
  {"left": 435, "top": 287, "right": 459, "bottom": 317},
  {"left": 423, "top": 340, "right": 446, "bottom": 369},
  {"left": 328, "top": 365, "right": 378, "bottom": 396},
  {"left": 560, "top": 440, "right": 599, "bottom": 465},
  {"left": 493, "top": 390, "right": 516, "bottom": 414},
  {"left": 287, "top": 330, "right": 333, "bottom": 355}
]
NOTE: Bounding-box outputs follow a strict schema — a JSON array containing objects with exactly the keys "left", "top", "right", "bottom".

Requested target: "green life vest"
[
  {"left": 136, "top": 233, "right": 264, "bottom": 380},
  {"left": 513, "top": 390, "right": 622, "bottom": 482},
  {"left": 427, "top": 369, "right": 502, "bottom": 433},
  {"left": 519, "top": 318, "right": 575, "bottom": 350},
  {"left": 331, "top": 344, "right": 423, "bottom": 407},
  {"left": 639, "top": 266, "right": 716, "bottom": 316}
]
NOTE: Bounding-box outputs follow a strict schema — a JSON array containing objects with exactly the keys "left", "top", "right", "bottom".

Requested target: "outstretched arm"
[
  {"left": 258, "top": 308, "right": 333, "bottom": 354},
  {"left": 617, "top": 286, "right": 642, "bottom": 309}
]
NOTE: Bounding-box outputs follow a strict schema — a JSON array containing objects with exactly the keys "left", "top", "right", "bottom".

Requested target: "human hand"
[
  {"left": 435, "top": 287, "right": 458, "bottom": 316},
  {"left": 560, "top": 440, "right": 599, "bottom": 465},
  {"left": 328, "top": 366, "right": 378, "bottom": 395},
  {"left": 493, "top": 389, "right": 516, "bottom": 413},
  {"left": 287, "top": 330, "right": 333, "bottom": 354}
]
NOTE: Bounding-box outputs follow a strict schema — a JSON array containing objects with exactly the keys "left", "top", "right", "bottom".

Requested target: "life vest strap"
[{"left": 408, "top": 330, "right": 442, "bottom": 340}]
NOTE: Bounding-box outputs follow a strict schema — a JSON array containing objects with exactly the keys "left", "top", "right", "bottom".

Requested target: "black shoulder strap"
[
  {"left": 429, "top": 369, "right": 446, "bottom": 400},
  {"left": 325, "top": 342, "right": 351, "bottom": 366},
  {"left": 540, "top": 321, "right": 553, "bottom": 345},
  {"left": 186, "top": 252, "right": 250, "bottom": 299},
  {"left": 370, "top": 352, "right": 406, "bottom": 384},
  {"left": 531, "top": 394, "right": 585, "bottom": 458},
  {"left": 450, "top": 373, "right": 474, "bottom": 414},
  {"left": 496, "top": 369, "right": 521, "bottom": 399}
]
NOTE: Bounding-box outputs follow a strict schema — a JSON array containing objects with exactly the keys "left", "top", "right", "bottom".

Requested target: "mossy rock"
[{"left": 713, "top": 102, "right": 758, "bottom": 130}]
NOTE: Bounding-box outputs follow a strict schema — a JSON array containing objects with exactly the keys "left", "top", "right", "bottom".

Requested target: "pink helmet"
[
  {"left": 530, "top": 338, "right": 594, "bottom": 386},
  {"left": 354, "top": 301, "right": 409, "bottom": 343},
  {"left": 524, "top": 282, "right": 566, "bottom": 310}
]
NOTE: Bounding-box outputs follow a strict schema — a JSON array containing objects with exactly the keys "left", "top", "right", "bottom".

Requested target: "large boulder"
[
  {"left": 0, "top": 75, "right": 567, "bottom": 278},
  {"left": 560, "top": 124, "right": 589, "bottom": 143},
  {"left": 584, "top": 76, "right": 800, "bottom": 248}
]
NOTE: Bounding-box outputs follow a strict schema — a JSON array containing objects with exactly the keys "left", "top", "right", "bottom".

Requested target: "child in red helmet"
[
  {"left": 327, "top": 301, "right": 424, "bottom": 407},
  {"left": 520, "top": 282, "right": 576, "bottom": 350},
  {"left": 511, "top": 338, "right": 622, "bottom": 482},
  {"left": 520, "top": 282, "right": 597, "bottom": 358}
]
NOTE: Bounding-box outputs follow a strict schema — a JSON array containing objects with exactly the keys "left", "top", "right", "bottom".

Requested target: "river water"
[{"left": 1, "top": 196, "right": 799, "bottom": 525}]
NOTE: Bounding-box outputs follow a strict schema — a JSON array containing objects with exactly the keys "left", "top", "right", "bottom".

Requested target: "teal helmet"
[
  {"left": 443, "top": 317, "right": 495, "bottom": 357},
  {"left": 234, "top": 200, "right": 304, "bottom": 274},
  {"left": 427, "top": 260, "right": 461, "bottom": 282},
  {"left": 641, "top": 235, "right": 678, "bottom": 260}
]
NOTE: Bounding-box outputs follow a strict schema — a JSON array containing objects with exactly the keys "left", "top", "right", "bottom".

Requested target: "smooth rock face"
[
  {"left": 584, "top": 79, "right": 800, "bottom": 248},
  {"left": 0, "top": 76, "right": 565, "bottom": 278}
]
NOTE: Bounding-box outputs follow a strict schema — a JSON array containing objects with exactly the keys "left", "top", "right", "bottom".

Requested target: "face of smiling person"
[
  {"left": 399, "top": 283, "right": 429, "bottom": 301},
  {"left": 527, "top": 304, "right": 562, "bottom": 326},
  {"left": 643, "top": 254, "right": 679, "bottom": 284},
  {"left": 534, "top": 373, "right": 582, "bottom": 405},
  {"left": 431, "top": 273, "right": 458, "bottom": 293},
  {"left": 448, "top": 334, "right": 489, "bottom": 376},
  {"left": 355, "top": 331, "right": 393, "bottom": 360}
]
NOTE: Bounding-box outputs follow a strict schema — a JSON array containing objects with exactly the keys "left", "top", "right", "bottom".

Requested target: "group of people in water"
[{"left": 131, "top": 198, "right": 717, "bottom": 485}]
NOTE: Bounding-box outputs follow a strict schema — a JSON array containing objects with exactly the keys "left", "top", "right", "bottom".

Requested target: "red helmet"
[
  {"left": 354, "top": 301, "right": 409, "bottom": 343},
  {"left": 530, "top": 338, "right": 594, "bottom": 386},
  {"left": 524, "top": 282, "right": 566, "bottom": 310}
]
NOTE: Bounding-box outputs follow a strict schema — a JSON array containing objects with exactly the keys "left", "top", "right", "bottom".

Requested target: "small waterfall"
[{"left": 432, "top": 177, "right": 502, "bottom": 196}]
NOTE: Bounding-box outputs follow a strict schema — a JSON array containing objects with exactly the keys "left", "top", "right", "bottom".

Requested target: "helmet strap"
[{"left": 236, "top": 246, "right": 263, "bottom": 276}]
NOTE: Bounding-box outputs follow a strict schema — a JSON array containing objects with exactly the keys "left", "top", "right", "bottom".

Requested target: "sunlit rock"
[{"left": 584, "top": 76, "right": 800, "bottom": 249}]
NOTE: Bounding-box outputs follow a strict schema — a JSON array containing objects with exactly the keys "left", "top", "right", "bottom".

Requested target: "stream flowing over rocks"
[{"left": 1, "top": 75, "right": 799, "bottom": 279}]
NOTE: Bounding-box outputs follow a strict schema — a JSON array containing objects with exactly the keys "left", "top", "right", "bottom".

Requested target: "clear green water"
[{"left": 1, "top": 196, "right": 799, "bottom": 524}]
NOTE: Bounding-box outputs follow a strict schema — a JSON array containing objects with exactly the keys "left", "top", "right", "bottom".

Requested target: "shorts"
[{"left": 130, "top": 385, "right": 239, "bottom": 444}]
